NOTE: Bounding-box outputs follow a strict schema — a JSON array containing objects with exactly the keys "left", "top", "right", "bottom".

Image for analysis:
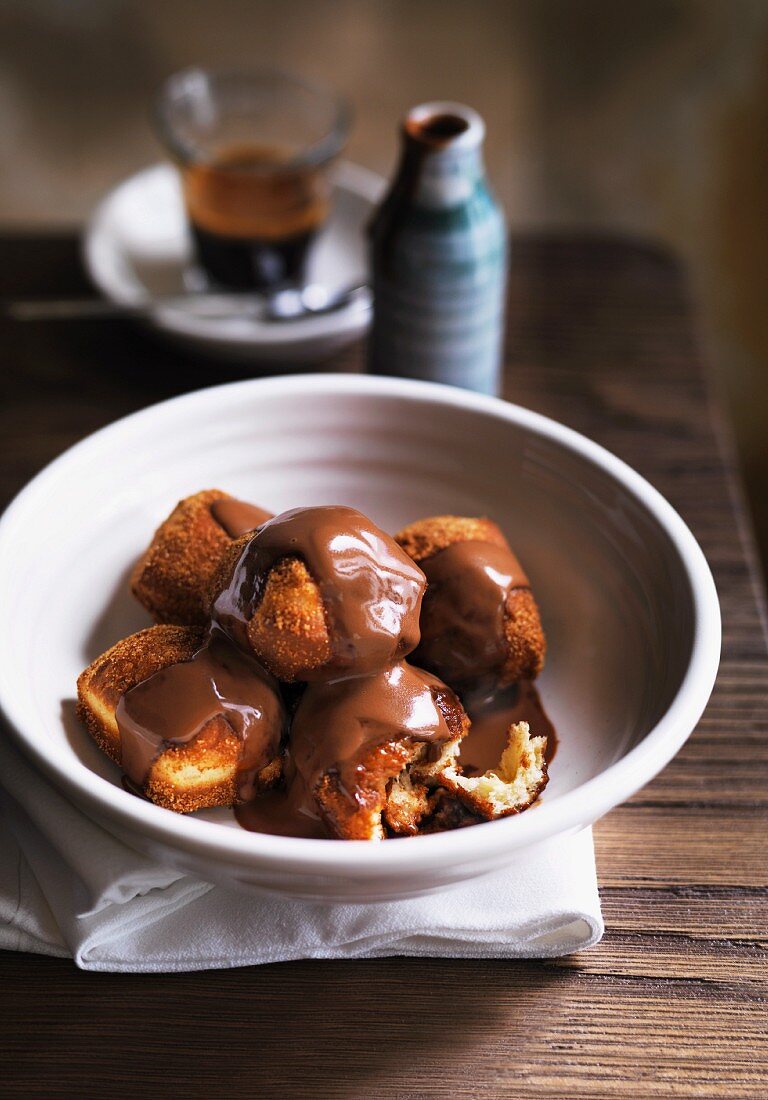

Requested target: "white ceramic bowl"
[
  {"left": 83, "top": 162, "right": 384, "bottom": 362},
  {"left": 0, "top": 375, "right": 720, "bottom": 901}
]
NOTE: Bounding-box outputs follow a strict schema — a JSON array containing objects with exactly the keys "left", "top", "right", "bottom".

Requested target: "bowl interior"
[{"left": 0, "top": 379, "right": 696, "bottom": 840}]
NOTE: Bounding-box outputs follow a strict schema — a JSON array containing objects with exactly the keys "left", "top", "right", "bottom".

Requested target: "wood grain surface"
[{"left": 0, "top": 234, "right": 766, "bottom": 1099}]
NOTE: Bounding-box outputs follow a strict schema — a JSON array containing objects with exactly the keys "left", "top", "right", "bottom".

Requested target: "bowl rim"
[{"left": 0, "top": 373, "right": 721, "bottom": 875}]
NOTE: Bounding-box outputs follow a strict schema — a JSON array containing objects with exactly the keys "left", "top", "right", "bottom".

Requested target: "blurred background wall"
[{"left": 1, "top": 0, "right": 766, "bottom": 565}]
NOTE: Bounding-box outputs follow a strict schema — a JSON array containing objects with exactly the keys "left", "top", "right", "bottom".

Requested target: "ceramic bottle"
[{"left": 367, "top": 101, "right": 507, "bottom": 395}]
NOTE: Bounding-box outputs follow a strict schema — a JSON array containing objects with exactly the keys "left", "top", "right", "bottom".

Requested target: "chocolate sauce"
[
  {"left": 234, "top": 661, "right": 457, "bottom": 838},
  {"left": 291, "top": 661, "right": 454, "bottom": 801},
  {"left": 234, "top": 674, "right": 556, "bottom": 838},
  {"left": 209, "top": 498, "right": 273, "bottom": 539},
  {"left": 213, "top": 506, "right": 426, "bottom": 679},
  {"left": 234, "top": 781, "right": 328, "bottom": 839},
  {"left": 413, "top": 540, "right": 529, "bottom": 686},
  {"left": 115, "top": 628, "right": 285, "bottom": 800},
  {"left": 460, "top": 680, "right": 557, "bottom": 775}
]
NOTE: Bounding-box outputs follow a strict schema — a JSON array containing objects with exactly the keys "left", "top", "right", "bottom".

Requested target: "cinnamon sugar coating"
[
  {"left": 503, "top": 588, "right": 546, "bottom": 683},
  {"left": 131, "top": 490, "right": 270, "bottom": 626},
  {"left": 395, "top": 515, "right": 508, "bottom": 563},
  {"left": 209, "top": 543, "right": 332, "bottom": 681}
]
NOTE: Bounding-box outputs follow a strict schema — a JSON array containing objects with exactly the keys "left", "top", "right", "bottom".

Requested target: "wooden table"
[{"left": 0, "top": 234, "right": 766, "bottom": 1098}]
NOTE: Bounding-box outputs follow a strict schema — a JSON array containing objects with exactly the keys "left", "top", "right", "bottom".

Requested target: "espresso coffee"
[{"left": 182, "top": 142, "right": 330, "bottom": 290}]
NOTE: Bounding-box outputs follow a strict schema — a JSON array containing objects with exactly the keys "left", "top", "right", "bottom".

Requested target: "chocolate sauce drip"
[
  {"left": 212, "top": 506, "right": 426, "bottom": 678},
  {"left": 209, "top": 498, "right": 273, "bottom": 539},
  {"left": 460, "top": 679, "right": 557, "bottom": 775},
  {"left": 289, "top": 661, "right": 454, "bottom": 803},
  {"left": 235, "top": 661, "right": 458, "bottom": 839},
  {"left": 115, "top": 628, "right": 285, "bottom": 800},
  {"left": 413, "top": 539, "right": 529, "bottom": 686},
  {"left": 234, "top": 777, "right": 327, "bottom": 839}
]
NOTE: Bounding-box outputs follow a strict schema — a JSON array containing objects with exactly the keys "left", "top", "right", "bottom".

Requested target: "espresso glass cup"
[{"left": 155, "top": 67, "right": 351, "bottom": 291}]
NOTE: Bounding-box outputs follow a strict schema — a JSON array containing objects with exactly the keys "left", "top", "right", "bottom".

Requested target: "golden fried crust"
[
  {"left": 314, "top": 685, "right": 470, "bottom": 840},
  {"left": 382, "top": 690, "right": 469, "bottom": 837},
  {"left": 395, "top": 515, "right": 508, "bottom": 563},
  {"left": 208, "top": 541, "right": 333, "bottom": 682},
  {"left": 145, "top": 722, "right": 282, "bottom": 814},
  {"left": 77, "top": 625, "right": 204, "bottom": 762},
  {"left": 131, "top": 490, "right": 241, "bottom": 626},
  {"left": 76, "top": 624, "right": 280, "bottom": 813},
  {"left": 145, "top": 717, "right": 241, "bottom": 812},
  {"left": 502, "top": 587, "right": 546, "bottom": 684},
  {"left": 396, "top": 514, "right": 546, "bottom": 684},
  {"left": 246, "top": 557, "right": 332, "bottom": 681},
  {"left": 383, "top": 770, "right": 431, "bottom": 836},
  {"left": 315, "top": 740, "right": 424, "bottom": 840}
]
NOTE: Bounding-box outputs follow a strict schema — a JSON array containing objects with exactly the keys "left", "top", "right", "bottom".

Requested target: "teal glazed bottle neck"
[
  {"left": 367, "top": 100, "right": 507, "bottom": 396},
  {"left": 393, "top": 101, "right": 488, "bottom": 210}
]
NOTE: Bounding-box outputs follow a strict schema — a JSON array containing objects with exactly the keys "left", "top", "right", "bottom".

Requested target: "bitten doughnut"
[
  {"left": 131, "top": 489, "right": 273, "bottom": 626},
  {"left": 210, "top": 505, "right": 427, "bottom": 682},
  {"left": 77, "top": 624, "right": 285, "bottom": 813},
  {"left": 289, "top": 661, "right": 470, "bottom": 840},
  {"left": 417, "top": 721, "right": 548, "bottom": 819},
  {"left": 395, "top": 514, "right": 545, "bottom": 689}
]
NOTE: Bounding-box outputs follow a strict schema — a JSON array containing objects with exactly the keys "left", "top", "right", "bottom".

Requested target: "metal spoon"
[{"left": 4, "top": 281, "right": 371, "bottom": 323}]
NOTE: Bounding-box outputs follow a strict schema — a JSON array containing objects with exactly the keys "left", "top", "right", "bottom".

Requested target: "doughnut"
[
  {"left": 79, "top": 497, "right": 553, "bottom": 838},
  {"left": 419, "top": 721, "right": 548, "bottom": 820},
  {"left": 395, "top": 514, "right": 545, "bottom": 689},
  {"left": 210, "top": 505, "right": 427, "bottom": 682},
  {"left": 131, "top": 489, "right": 273, "bottom": 626},
  {"left": 289, "top": 661, "right": 469, "bottom": 840},
  {"left": 77, "top": 624, "right": 285, "bottom": 813}
]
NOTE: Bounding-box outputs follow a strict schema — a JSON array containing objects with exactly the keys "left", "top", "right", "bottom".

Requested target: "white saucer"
[{"left": 83, "top": 161, "right": 385, "bottom": 363}]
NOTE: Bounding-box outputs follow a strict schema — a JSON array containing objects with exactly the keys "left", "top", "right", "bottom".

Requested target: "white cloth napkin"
[{"left": 0, "top": 733, "right": 603, "bottom": 972}]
